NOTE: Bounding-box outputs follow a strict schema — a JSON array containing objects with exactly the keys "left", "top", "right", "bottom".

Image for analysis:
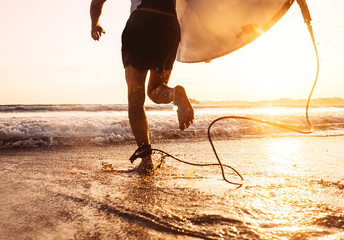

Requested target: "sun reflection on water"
[{"left": 266, "top": 138, "right": 302, "bottom": 174}]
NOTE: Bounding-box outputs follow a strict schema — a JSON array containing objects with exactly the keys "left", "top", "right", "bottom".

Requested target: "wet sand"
[
  {"left": 1, "top": 137, "right": 344, "bottom": 239},
  {"left": 0, "top": 140, "right": 216, "bottom": 240}
]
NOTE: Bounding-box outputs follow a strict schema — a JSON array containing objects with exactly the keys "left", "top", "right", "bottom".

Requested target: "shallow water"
[
  {"left": 1, "top": 105, "right": 344, "bottom": 239},
  {"left": 93, "top": 136, "right": 344, "bottom": 239},
  {"left": 1, "top": 136, "right": 343, "bottom": 239}
]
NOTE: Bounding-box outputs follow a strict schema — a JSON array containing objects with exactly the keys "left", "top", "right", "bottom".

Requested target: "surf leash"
[
  {"left": 206, "top": 0, "right": 319, "bottom": 186},
  {"left": 129, "top": 0, "right": 319, "bottom": 188}
]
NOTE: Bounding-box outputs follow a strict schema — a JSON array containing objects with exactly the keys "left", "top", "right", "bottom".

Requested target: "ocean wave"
[
  {"left": 1, "top": 106, "right": 344, "bottom": 148},
  {"left": 0, "top": 104, "right": 181, "bottom": 113},
  {"left": 0, "top": 104, "right": 129, "bottom": 112},
  {"left": 2, "top": 103, "right": 344, "bottom": 113}
]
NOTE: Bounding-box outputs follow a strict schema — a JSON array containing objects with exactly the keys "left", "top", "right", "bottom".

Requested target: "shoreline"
[
  {"left": 1, "top": 136, "right": 343, "bottom": 239},
  {"left": 1, "top": 98, "right": 344, "bottom": 114}
]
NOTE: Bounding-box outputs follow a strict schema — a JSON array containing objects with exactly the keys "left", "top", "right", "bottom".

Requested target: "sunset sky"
[{"left": 1, "top": 0, "right": 343, "bottom": 104}]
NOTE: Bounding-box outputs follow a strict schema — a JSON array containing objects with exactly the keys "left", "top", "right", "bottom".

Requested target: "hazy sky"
[{"left": 1, "top": 0, "right": 343, "bottom": 104}]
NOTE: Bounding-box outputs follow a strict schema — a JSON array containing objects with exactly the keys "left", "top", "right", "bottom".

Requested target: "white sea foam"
[{"left": 1, "top": 105, "right": 344, "bottom": 148}]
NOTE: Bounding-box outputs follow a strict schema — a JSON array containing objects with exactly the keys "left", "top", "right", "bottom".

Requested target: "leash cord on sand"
[{"left": 132, "top": 0, "right": 319, "bottom": 187}]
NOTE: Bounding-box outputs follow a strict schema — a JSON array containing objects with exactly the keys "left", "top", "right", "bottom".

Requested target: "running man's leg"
[
  {"left": 125, "top": 65, "right": 149, "bottom": 147},
  {"left": 125, "top": 65, "right": 154, "bottom": 173},
  {"left": 147, "top": 70, "right": 194, "bottom": 130}
]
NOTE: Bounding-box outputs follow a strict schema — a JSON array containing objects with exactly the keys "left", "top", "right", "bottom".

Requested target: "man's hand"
[{"left": 91, "top": 24, "right": 105, "bottom": 41}]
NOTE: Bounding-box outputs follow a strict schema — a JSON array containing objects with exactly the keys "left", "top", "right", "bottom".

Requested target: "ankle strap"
[{"left": 129, "top": 145, "right": 152, "bottom": 163}]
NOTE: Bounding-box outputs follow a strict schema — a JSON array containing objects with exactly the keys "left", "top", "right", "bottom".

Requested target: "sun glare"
[
  {"left": 267, "top": 139, "right": 302, "bottom": 173},
  {"left": 202, "top": 5, "right": 318, "bottom": 101},
  {"left": 243, "top": 27, "right": 315, "bottom": 97}
]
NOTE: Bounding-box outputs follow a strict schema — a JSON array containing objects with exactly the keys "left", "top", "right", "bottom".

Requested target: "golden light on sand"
[
  {"left": 102, "top": 162, "right": 116, "bottom": 172},
  {"left": 267, "top": 138, "right": 301, "bottom": 169}
]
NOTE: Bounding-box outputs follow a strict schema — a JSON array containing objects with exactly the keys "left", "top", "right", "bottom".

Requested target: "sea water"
[
  {"left": 100, "top": 137, "right": 344, "bottom": 239},
  {"left": 1, "top": 104, "right": 344, "bottom": 148},
  {"left": 0, "top": 104, "right": 343, "bottom": 239}
]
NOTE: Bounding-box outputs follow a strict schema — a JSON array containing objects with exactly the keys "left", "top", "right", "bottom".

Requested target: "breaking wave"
[{"left": 1, "top": 104, "right": 344, "bottom": 148}]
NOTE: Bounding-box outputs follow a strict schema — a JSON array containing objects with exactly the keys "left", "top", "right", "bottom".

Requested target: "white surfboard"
[{"left": 176, "top": 0, "right": 295, "bottom": 63}]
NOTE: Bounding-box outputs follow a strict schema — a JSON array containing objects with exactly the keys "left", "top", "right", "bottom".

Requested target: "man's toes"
[
  {"left": 180, "top": 119, "right": 192, "bottom": 130},
  {"left": 189, "top": 119, "right": 193, "bottom": 126}
]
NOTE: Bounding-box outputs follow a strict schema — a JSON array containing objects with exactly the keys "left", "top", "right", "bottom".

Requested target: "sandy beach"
[
  {"left": 1, "top": 140, "right": 225, "bottom": 240},
  {"left": 1, "top": 136, "right": 344, "bottom": 239}
]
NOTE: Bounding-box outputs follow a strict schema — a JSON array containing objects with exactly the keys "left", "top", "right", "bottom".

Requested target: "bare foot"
[{"left": 173, "top": 85, "right": 194, "bottom": 130}]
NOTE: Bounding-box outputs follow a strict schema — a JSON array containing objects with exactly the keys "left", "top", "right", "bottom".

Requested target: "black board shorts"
[{"left": 121, "top": 10, "right": 181, "bottom": 72}]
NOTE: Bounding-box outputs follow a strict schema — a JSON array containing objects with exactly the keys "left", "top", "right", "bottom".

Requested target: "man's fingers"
[
  {"left": 92, "top": 32, "right": 97, "bottom": 40},
  {"left": 92, "top": 32, "right": 100, "bottom": 41},
  {"left": 91, "top": 26, "right": 105, "bottom": 41}
]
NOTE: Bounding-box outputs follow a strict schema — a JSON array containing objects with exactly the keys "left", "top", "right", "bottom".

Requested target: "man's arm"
[{"left": 90, "top": 0, "right": 107, "bottom": 41}]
